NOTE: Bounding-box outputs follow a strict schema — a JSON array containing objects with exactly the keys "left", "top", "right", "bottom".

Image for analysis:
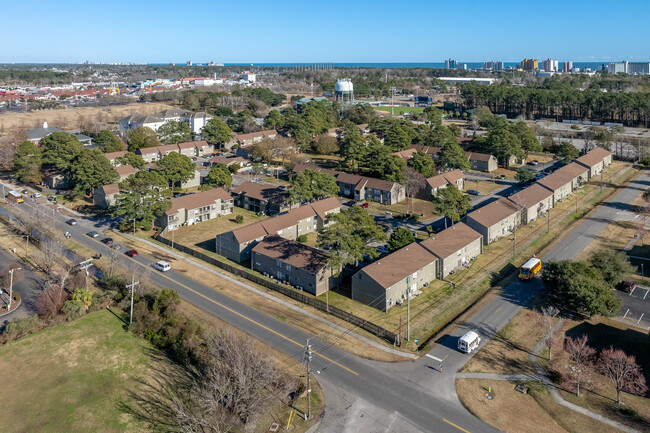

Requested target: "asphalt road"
[
  {"left": 3, "top": 165, "right": 645, "bottom": 433},
  {"left": 0, "top": 246, "right": 42, "bottom": 325}
]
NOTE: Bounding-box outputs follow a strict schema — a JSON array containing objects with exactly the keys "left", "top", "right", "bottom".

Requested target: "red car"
[
  {"left": 125, "top": 249, "right": 139, "bottom": 257},
  {"left": 361, "top": 202, "right": 369, "bottom": 208}
]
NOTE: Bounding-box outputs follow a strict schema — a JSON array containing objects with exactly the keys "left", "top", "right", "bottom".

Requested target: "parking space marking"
[
  {"left": 623, "top": 309, "right": 630, "bottom": 318},
  {"left": 629, "top": 287, "right": 636, "bottom": 296},
  {"left": 644, "top": 289, "right": 649, "bottom": 300},
  {"left": 638, "top": 313, "right": 645, "bottom": 324}
]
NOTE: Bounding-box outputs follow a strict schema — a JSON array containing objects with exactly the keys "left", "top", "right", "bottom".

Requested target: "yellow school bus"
[{"left": 519, "top": 257, "right": 541, "bottom": 281}]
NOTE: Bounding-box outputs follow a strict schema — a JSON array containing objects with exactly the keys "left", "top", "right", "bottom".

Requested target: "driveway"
[
  {"left": 617, "top": 284, "right": 650, "bottom": 330},
  {"left": 0, "top": 247, "right": 42, "bottom": 326}
]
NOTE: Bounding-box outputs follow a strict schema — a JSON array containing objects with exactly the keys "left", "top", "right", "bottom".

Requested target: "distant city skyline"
[{"left": 3, "top": 0, "right": 649, "bottom": 64}]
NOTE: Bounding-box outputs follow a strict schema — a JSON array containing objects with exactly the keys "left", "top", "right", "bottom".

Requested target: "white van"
[
  {"left": 154, "top": 261, "right": 171, "bottom": 272},
  {"left": 458, "top": 331, "right": 481, "bottom": 353}
]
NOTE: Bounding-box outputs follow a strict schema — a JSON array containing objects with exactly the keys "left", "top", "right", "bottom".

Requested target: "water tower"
[{"left": 335, "top": 79, "right": 354, "bottom": 103}]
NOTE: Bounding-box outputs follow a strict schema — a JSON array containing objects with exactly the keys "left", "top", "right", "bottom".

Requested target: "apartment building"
[
  {"left": 419, "top": 222, "right": 483, "bottom": 278},
  {"left": 231, "top": 181, "right": 290, "bottom": 215},
  {"left": 157, "top": 188, "right": 233, "bottom": 231},
  {"left": 465, "top": 198, "right": 521, "bottom": 245}
]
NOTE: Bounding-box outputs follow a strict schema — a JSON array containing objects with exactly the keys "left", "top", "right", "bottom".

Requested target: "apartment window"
[
  {"left": 286, "top": 264, "right": 292, "bottom": 271},
  {"left": 276, "top": 260, "right": 282, "bottom": 267},
  {"left": 307, "top": 226, "right": 311, "bottom": 231}
]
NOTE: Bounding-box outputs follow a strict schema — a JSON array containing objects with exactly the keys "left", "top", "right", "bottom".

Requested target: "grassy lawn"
[
  {"left": 300, "top": 231, "right": 319, "bottom": 248},
  {"left": 460, "top": 300, "right": 650, "bottom": 432},
  {"left": 466, "top": 179, "right": 507, "bottom": 196},
  {"left": 172, "top": 207, "right": 268, "bottom": 248},
  {"left": 374, "top": 106, "right": 425, "bottom": 116},
  {"left": 0, "top": 310, "right": 174, "bottom": 433},
  {"left": 456, "top": 379, "right": 620, "bottom": 433},
  {"left": 108, "top": 230, "right": 410, "bottom": 362}
]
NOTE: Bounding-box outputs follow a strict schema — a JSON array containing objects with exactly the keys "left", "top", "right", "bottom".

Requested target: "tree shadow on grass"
[{"left": 118, "top": 348, "right": 197, "bottom": 432}]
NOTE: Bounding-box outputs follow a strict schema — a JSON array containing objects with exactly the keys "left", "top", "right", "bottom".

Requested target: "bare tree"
[
  {"left": 39, "top": 237, "right": 64, "bottom": 276},
  {"left": 532, "top": 306, "right": 560, "bottom": 361},
  {"left": 0, "top": 140, "right": 18, "bottom": 171},
  {"left": 36, "top": 282, "right": 68, "bottom": 321},
  {"left": 599, "top": 346, "right": 647, "bottom": 405},
  {"left": 404, "top": 168, "right": 425, "bottom": 214},
  {"left": 171, "top": 330, "right": 293, "bottom": 432},
  {"left": 563, "top": 334, "right": 596, "bottom": 397},
  {"left": 0, "top": 263, "right": 23, "bottom": 289}
]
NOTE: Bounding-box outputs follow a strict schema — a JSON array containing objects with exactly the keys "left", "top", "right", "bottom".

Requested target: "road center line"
[
  {"left": 443, "top": 418, "right": 471, "bottom": 433},
  {"left": 87, "top": 235, "right": 360, "bottom": 376}
]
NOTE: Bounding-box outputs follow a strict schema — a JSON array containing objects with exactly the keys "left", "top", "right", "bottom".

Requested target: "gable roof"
[
  {"left": 537, "top": 168, "right": 575, "bottom": 191},
  {"left": 309, "top": 196, "right": 341, "bottom": 221},
  {"left": 231, "top": 181, "right": 287, "bottom": 202},
  {"left": 100, "top": 183, "right": 120, "bottom": 195},
  {"left": 466, "top": 197, "right": 518, "bottom": 227},
  {"left": 420, "top": 222, "right": 482, "bottom": 259},
  {"left": 426, "top": 169, "right": 465, "bottom": 189},
  {"left": 508, "top": 183, "right": 553, "bottom": 209},
  {"left": 115, "top": 165, "right": 137, "bottom": 177},
  {"left": 252, "top": 236, "right": 330, "bottom": 274},
  {"left": 233, "top": 129, "right": 278, "bottom": 142},
  {"left": 138, "top": 146, "right": 161, "bottom": 155},
  {"left": 27, "top": 126, "right": 63, "bottom": 140},
  {"left": 209, "top": 155, "right": 247, "bottom": 166},
  {"left": 467, "top": 152, "right": 494, "bottom": 162},
  {"left": 558, "top": 162, "right": 589, "bottom": 178},
  {"left": 104, "top": 150, "right": 128, "bottom": 160},
  {"left": 359, "top": 243, "right": 437, "bottom": 289},
  {"left": 167, "top": 188, "right": 232, "bottom": 214},
  {"left": 177, "top": 141, "right": 199, "bottom": 150},
  {"left": 576, "top": 147, "right": 612, "bottom": 168}
]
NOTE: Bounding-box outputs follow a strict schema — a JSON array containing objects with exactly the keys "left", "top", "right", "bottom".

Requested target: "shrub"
[
  {"left": 297, "top": 235, "right": 308, "bottom": 243},
  {"left": 70, "top": 288, "right": 93, "bottom": 307},
  {"left": 3, "top": 315, "right": 41, "bottom": 339},
  {"left": 641, "top": 157, "right": 650, "bottom": 167},
  {"left": 62, "top": 300, "right": 86, "bottom": 321},
  {"left": 235, "top": 215, "right": 244, "bottom": 224}
]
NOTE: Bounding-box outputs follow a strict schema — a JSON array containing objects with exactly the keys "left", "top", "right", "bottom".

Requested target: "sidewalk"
[
  {"left": 120, "top": 232, "right": 414, "bottom": 359},
  {"left": 527, "top": 319, "right": 641, "bottom": 433}
]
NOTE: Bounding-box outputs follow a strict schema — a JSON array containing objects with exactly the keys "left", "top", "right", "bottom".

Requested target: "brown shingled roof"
[
  {"left": 101, "top": 183, "right": 120, "bottom": 195},
  {"left": 576, "top": 147, "right": 612, "bottom": 167},
  {"left": 167, "top": 188, "right": 232, "bottom": 214},
  {"left": 104, "top": 150, "right": 127, "bottom": 160},
  {"left": 115, "top": 165, "right": 137, "bottom": 177},
  {"left": 537, "top": 168, "right": 575, "bottom": 191},
  {"left": 231, "top": 181, "right": 286, "bottom": 202},
  {"left": 467, "top": 152, "right": 493, "bottom": 162},
  {"left": 466, "top": 198, "right": 518, "bottom": 227},
  {"left": 508, "top": 183, "right": 553, "bottom": 209},
  {"left": 177, "top": 141, "right": 199, "bottom": 149},
  {"left": 420, "top": 222, "right": 482, "bottom": 259},
  {"left": 252, "top": 236, "right": 330, "bottom": 275},
  {"left": 359, "top": 243, "right": 437, "bottom": 289}
]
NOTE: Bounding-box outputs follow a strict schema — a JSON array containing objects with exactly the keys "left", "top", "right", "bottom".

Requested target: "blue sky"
[{"left": 3, "top": 0, "right": 649, "bottom": 63}]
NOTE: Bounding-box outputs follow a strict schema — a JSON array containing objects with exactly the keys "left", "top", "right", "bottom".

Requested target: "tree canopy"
[
  {"left": 515, "top": 167, "right": 536, "bottom": 183},
  {"left": 553, "top": 142, "right": 580, "bottom": 163},
  {"left": 264, "top": 110, "right": 285, "bottom": 130},
  {"left": 408, "top": 150, "right": 436, "bottom": 178},
  {"left": 112, "top": 170, "right": 171, "bottom": 230},
  {"left": 94, "top": 129, "right": 125, "bottom": 152},
  {"left": 202, "top": 118, "right": 233, "bottom": 149},
  {"left": 204, "top": 164, "right": 233, "bottom": 189},
  {"left": 156, "top": 120, "right": 193, "bottom": 145},
  {"left": 70, "top": 148, "right": 119, "bottom": 197},
  {"left": 115, "top": 152, "right": 146, "bottom": 170},
  {"left": 128, "top": 127, "right": 160, "bottom": 152},
  {"left": 438, "top": 140, "right": 470, "bottom": 172},
  {"left": 542, "top": 260, "right": 622, "bottom": 318},
  {"left": 288, "top": 169, "right": 339, "bottom": 203},
  {"left": 387, "top": 227, "right": 415, "bottom": 252},
  {"left": 588, "top": 249, "right": 635, "bottom": 286},
  {"left": 485, "top": 128, "right": 525, "bottom": 167},
  {"left": 13, "top": 140, "right": 42, "bottom": 184},
  {"left": 41, "top": 132, "right": 84, "bottom": 172},
  {"left": 432, "top": 186, "right": 472, "bottom": 228},
  {"left": 155, "top": 152, "right": 196, "bottom": 192}
]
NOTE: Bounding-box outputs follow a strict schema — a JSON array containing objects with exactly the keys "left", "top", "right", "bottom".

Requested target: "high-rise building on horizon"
[
  {"left": 483, "top": 61, "right": 504, "bottom": 71},
  {"left": 444, "top": 58, "right": 458, "bottom": 69},
  {"left": 518, "top": 58, "right": 538, "bottom": 71},
  {"left": 562, "top": 61, "right": 574, "bottom": 73},
  {"left": 542, "top": 58, "right": 558, "bottom": 72},
  {"left": 607, "top": 61, "right": 650, "bottom": 75}
]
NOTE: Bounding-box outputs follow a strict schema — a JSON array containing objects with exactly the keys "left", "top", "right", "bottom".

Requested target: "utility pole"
[
  {"left": 133, "top": 217, "right": 136, "bottom": 236},
  {"left": 8, "top": 267, "right": 21, "bottom": 310},
  {"left": 407, "top": 280, "right": 411, "bottom": 341},
  {"left": 171, "top": 229, "right": 175, "bottom": 249},
  {"left": 513, "top": 226, "right": 517, "bottom": 259},
  {"left": 127, "top": 275, "right": 140, "bottom": 327},
  {"left": 303, "top": 339, "right": 313, "bottom": 420},
  {"left": 79, "top": 259, "right": 94, "bottom": 290},
  {"left": 547, "top": 208, "right": 550, "bottom": 234}
]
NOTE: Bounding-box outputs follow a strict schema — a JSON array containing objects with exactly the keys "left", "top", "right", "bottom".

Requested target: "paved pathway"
[
  {"left": 527, "top": 320, "right": 641, "bottom": 433},
  {"left": 454, "top": 373, "right": 540, "bottom": 382}
]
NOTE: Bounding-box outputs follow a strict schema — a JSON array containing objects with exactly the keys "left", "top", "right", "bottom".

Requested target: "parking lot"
[{"left": 617, "top": 284, "right": 650, "bottom": 330}]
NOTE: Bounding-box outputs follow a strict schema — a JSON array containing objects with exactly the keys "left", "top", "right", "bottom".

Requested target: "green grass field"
[
  {"left": 374, "top": 106, "right": 425, "bottom": 115},
  {"left": 0, "top": 310, "right": 173, "bottom": 433}
]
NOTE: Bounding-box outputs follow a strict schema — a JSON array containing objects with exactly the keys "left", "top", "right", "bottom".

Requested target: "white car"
[
  {"left": 32, "top": 192, "right": 42, "bottom": 198},
  {"left": 154, "top": 261, "right": 171, "bottom": 272}
]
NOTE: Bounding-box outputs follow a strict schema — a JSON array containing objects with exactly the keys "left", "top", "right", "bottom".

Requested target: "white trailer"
[{"left": 458, "top": 331, "right": 481, "bottom": 353}]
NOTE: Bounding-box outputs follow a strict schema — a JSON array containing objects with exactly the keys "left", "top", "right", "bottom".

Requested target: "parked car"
[
  {"left": 154, "top": 261, "right": 171, "bottom": 272},
  {"left": 87, "top": 231, "right": 99, "bottom": 238},
  {"left": 467, "top": 190, "right": 481, "bottom": 196},
  {"left": 345, "top": 200, "right": 356, "bottom": 206},
  {"left": 21, "top": 189, "right": 29, "bottom": 195},
  {"left": 125, "top": 249, "right": 138, "bottom": 257},
  {"left": 32, "top": 192, "right": 42, "bottom": 198},
  {"left": 535, "top": 173, "right": 547, "bottom": 180},
  {"left": 527, "top": 160, "right": 539, "bottom": 166},
  {"left": 66, "top": 218, "right": 77, "bottom": 225},
  {"left": 617, "top": 281, "right": 636, "bottom": 293},
  {"left": 361, "top": 202, "right": 369, "bottom": 208},
  {"left": 101, "top": 237, "right": 114, "bottom": 246},
  {"left": 499, "top": 174, "right": 507, "bottom": 180},
  {"left": 376, "top": 245, "right": 390, "bottom": 254},
  {"left": 385, "top": 211, "right": 392, "bottom": 216}
]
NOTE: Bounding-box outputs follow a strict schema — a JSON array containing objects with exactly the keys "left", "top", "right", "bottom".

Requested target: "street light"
[
  {"left": 22, "top": 234, "right": 29, "bottom": 257},
  {"left": 8, "top": 267, "right": 21, "bottom": 311}
]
